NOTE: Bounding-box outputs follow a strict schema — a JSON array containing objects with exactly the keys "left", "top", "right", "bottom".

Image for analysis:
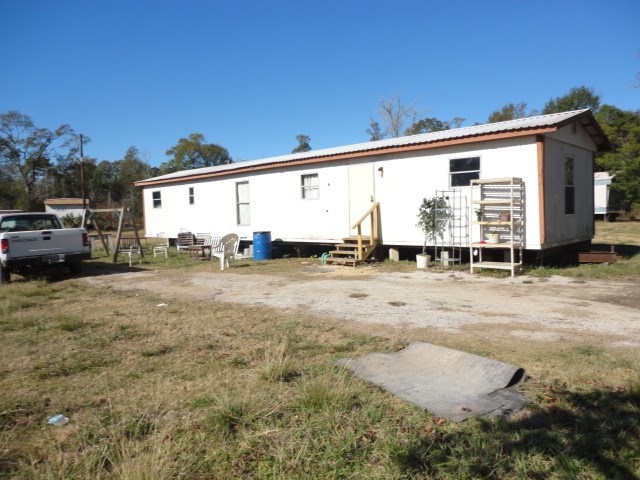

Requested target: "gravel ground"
[{"left": 82, "top": 265, "right": 640, "bottom": 349}]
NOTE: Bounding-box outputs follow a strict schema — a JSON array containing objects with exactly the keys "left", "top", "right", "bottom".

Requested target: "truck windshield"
[{"left": 0, "top": 215, "right": 62, "bottom": 232}]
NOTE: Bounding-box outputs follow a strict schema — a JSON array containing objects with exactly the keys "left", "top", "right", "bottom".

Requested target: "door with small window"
[{"left": 348, "top": 163, "right": 375, "bottom": 235}]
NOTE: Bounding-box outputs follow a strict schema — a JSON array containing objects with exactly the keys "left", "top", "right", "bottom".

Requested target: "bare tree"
[{"left": 376, "top": 95, "right": 418, "bottom": 138}]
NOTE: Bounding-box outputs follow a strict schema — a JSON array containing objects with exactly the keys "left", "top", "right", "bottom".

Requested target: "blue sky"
[{"left": 1, "top": 1, "right": 638, "bottom": 167}]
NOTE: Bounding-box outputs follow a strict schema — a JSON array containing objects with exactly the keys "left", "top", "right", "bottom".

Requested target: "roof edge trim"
[{"left": 135, "top": 126, "right": 558, "bottom": 187}]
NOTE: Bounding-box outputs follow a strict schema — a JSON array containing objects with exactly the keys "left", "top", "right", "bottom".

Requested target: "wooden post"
[
  {"left": 93, "top": 220, "right": 110, "bottom": 255},
  {"left": 112, "top": 208, "right": 125, "bottom": 263},
  {"left": 130, "top": 214, "right": 144, "bottom": 258}
]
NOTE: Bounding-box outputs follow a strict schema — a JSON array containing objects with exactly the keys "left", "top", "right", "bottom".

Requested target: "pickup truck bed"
[{"left": 0, "top": 213, "right": 92, "bottom": 283}]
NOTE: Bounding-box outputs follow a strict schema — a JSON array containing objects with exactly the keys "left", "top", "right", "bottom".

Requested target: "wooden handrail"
[
  {"left": 350, "top": 202, "right": 380, "bottom": 260},
  {"left": 351, "top": 202, "right": 380, "bottom": 230}
]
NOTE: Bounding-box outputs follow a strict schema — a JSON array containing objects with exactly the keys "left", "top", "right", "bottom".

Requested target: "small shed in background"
[
  {"left": 593, "top": 172, "right": 618, "bottom": 219},
  {"left": 44, "top": 198, "right": 90, "bottom": 218}
]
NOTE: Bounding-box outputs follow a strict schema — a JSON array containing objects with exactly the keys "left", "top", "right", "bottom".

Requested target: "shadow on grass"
[
  {"left": 5, "top": 259, "right": 148, "bottom": 284},
  {"left": 591, "top": 243, "right": 640, "bottom": 259},
  {"left": 393, "top": 386, "right": 640, "bottom": 479}
]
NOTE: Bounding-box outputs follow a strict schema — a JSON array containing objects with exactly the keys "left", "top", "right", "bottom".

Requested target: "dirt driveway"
[{"left": 83, "top": 265, "right": 640, "bottom": 349}]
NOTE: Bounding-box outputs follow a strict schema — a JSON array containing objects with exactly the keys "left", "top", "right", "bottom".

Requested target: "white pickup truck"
[{"left": 0, "top": 212, "right": 91, "bottom": 284}]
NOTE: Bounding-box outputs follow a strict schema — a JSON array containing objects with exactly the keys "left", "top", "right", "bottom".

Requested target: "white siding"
[
  {"left": 141, "top": 121, "right": 600, "bottom": 252},
  {"left": 44, "top": 205, "right": 85, "bottom": 218},
  {"left": 543, "top": 138, "right": 594, "bottom": 247},
  {"left": 144, "top": 163, "right": 351, "bottom": 242},
  {"left": 372, "top": 138, "right": 541, "bottom": 248}
]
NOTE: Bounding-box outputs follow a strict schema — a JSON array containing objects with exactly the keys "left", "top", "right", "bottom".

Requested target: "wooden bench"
[
  {"left": 119, "top": 237, "right": 139, "bottom": 249},
  {"left": 177, "top": 232, "right": 195, "bottom": 251},
  {"left": 188, "top": 234, "right": 221, "bottom": 258}
]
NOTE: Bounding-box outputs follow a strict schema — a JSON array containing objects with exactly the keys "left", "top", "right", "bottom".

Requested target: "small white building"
[
  {"left": 135, "top": 109, "right": 609, "bottom": 260},
  {"left": 594, "top": 171, "right": 617, "bottom": 218},
  {"left": 44, "top": 198, "right": 90, "bottom": 218}
]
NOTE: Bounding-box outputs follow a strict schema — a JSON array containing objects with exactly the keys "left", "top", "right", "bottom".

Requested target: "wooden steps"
[
  {"left": 325, "top": 236, "right": 377, "bottom": 267},
  {"left": 326, "top": 202, "right": 380, "bottom": 267}
]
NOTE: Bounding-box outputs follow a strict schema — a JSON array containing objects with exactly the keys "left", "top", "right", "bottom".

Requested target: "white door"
[{"left": 348, "top": 163, "right": 375, "bottom": 236}]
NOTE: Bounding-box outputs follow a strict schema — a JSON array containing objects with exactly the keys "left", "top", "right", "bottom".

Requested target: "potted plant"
[
  {"left": 486, "top": 230, "right": 500, "bottom": 244},
  {"left": 416, "top": 195, "right": 451, "bottom": 267}
]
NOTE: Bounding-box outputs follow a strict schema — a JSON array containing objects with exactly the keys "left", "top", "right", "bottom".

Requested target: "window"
[
  {"left": 236, "top": 182, "right": 250, "bottom": 225},
  {"left": 189, "top": 187, "right": 194, "bottom": 205},
  {"left": 0, "top": 214, "right": 61, "bottom": 232},
  {"left": 449, "top": 157, "right": 480, "bottom": 187},
  {"left": 564, "top": 157, "right": 575, "bottom": 215},
  {"left": 152, "top": 191, "right": 161, "bottom": 208},
  {"left": 301, "top": 173, "right": 319, "bottom": 199}
]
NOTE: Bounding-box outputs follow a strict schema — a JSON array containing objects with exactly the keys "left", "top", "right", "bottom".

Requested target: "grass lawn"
[{"left": 0, "top": 221, "right": 639, "bottom": 479}]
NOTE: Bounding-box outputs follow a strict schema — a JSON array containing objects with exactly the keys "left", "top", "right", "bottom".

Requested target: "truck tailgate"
[{"left": 3, "top": 229, "right": 87, "bottom": 258}]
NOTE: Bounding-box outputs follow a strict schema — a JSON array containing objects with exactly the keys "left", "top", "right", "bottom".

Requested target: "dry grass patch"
[{"left": 1, "top": 247, "right": 639, "bottom": 477}]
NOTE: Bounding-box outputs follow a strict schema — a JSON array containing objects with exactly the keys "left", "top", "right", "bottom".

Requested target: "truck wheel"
[
  {"left": 68, "top": 261, "right": 83, "bottom": 275},
  {"left": 0, "top": 265, "right": 10, "bottom": 284}
]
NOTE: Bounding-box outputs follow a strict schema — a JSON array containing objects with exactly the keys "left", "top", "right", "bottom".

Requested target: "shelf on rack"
[
  {"left": 471, "top": 261, "right": 518, "bottom": 270},
  {"left": 469, "top": 177, "right": 525, "bottom": 277},
  {"left": 469, "top": 177, "right": 520, "bottom": 185},
  {"left": 472, "top": 199, "right": 520, "bottom": 205},
  {"left": 471, "top": 242, "right": 522, "bottom": 249},
  {"left": 474, "top": 221, "right": 514, "bottom": 226}
]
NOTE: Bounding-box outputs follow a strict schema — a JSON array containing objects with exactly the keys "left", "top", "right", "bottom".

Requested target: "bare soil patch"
[{"left": 82, "top": 265, "right": 640, "bottom": 349}]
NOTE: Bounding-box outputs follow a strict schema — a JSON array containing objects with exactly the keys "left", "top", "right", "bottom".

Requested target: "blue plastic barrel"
[{"left": 253, "top": 231, "right": 272, "bottom": 260}]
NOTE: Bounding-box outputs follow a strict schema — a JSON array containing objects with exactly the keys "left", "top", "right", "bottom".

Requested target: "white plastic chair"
[
  {"left": 211, "top": 233, "right": 239, "bottom": 270},
  {"left": 120, "top": 244, "right": 142, "bottom": 267},
  {"left": 153, "top": 232, "right": 169, "bottom": 258}
]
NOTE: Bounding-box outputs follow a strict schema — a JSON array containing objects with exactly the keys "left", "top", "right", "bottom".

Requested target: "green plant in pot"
[
  {"left": 416, "top": 195, "right": 451, "bottom": 258},
  {"left": 487, "top": 230, "right": 500, "bottom": 244}
]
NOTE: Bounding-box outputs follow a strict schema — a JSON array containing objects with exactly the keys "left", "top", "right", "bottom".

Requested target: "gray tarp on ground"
[{"left": 335, "top": 341, "right": 527, "bottom": 422}]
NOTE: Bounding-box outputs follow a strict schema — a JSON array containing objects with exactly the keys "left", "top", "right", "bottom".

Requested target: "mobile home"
[{"left": 135, "top": 109, "right": 609, "bottom": 263}]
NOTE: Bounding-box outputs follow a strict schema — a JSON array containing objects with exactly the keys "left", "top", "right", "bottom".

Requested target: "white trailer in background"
[{"left": 594, "top": 172, "right": 618, "bottom": 219}]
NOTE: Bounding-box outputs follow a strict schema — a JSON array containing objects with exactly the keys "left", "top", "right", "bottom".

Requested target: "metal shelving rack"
[
  {"left": 434, "top": 189, "right": 468, "bottom": 266},
  {"left": 469, "top": 178, "right": 525, "bottom": 276}
]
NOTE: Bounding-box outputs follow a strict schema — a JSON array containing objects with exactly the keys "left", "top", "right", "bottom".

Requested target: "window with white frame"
[
  {"left": 301, "top": 173, "right": 319, "bottom": 199},
  {"left": 449, "top": 157, "right": 480, "bottom": 187},
  {"left": 152, "top": 191, "right": 161, "bottom": 208},
  {"left": 236, "top": 181, "right": 250, "bottom": 225},
  {"left": 188, "top": 187, "right": 194, "bottom": 205},
  {"left": 565, "top": 156, "right": 575, "bottom": 215}
]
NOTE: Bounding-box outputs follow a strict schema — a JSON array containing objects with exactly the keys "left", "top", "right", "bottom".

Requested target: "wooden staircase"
[
  {"left": 325, "top": 202, "right": 381, "bottom": 267},
  {"left": 325, "top": 236, "right": 377, "bottom": 267}
]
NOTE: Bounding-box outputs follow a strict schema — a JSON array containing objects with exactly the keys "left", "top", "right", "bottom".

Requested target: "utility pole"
[{"left": 80, "top": 134, "right": 86, "bottom": 211}]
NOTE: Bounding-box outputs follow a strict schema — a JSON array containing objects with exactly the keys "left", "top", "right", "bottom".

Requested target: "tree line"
[
  {"left": 1, "top": 85, "right": 639, "bottom": 219},
  {"left": 367, "top": 86, "right": 640, "bottom": 214},
  {"left": 0, "top": 117, "right": 232, "bottom": 222}
]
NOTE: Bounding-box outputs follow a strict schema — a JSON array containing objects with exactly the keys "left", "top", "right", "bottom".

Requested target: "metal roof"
[
  {"left": 43, "top": 198, "right": 89, "bottom": 205},
  {"left": 136, "top": 109, "right": 609, "bottom": 186}
]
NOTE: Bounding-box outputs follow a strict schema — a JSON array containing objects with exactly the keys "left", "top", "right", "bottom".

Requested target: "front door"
[{"left": 348, "top": 162, "right": 375, "bottom": 236}]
